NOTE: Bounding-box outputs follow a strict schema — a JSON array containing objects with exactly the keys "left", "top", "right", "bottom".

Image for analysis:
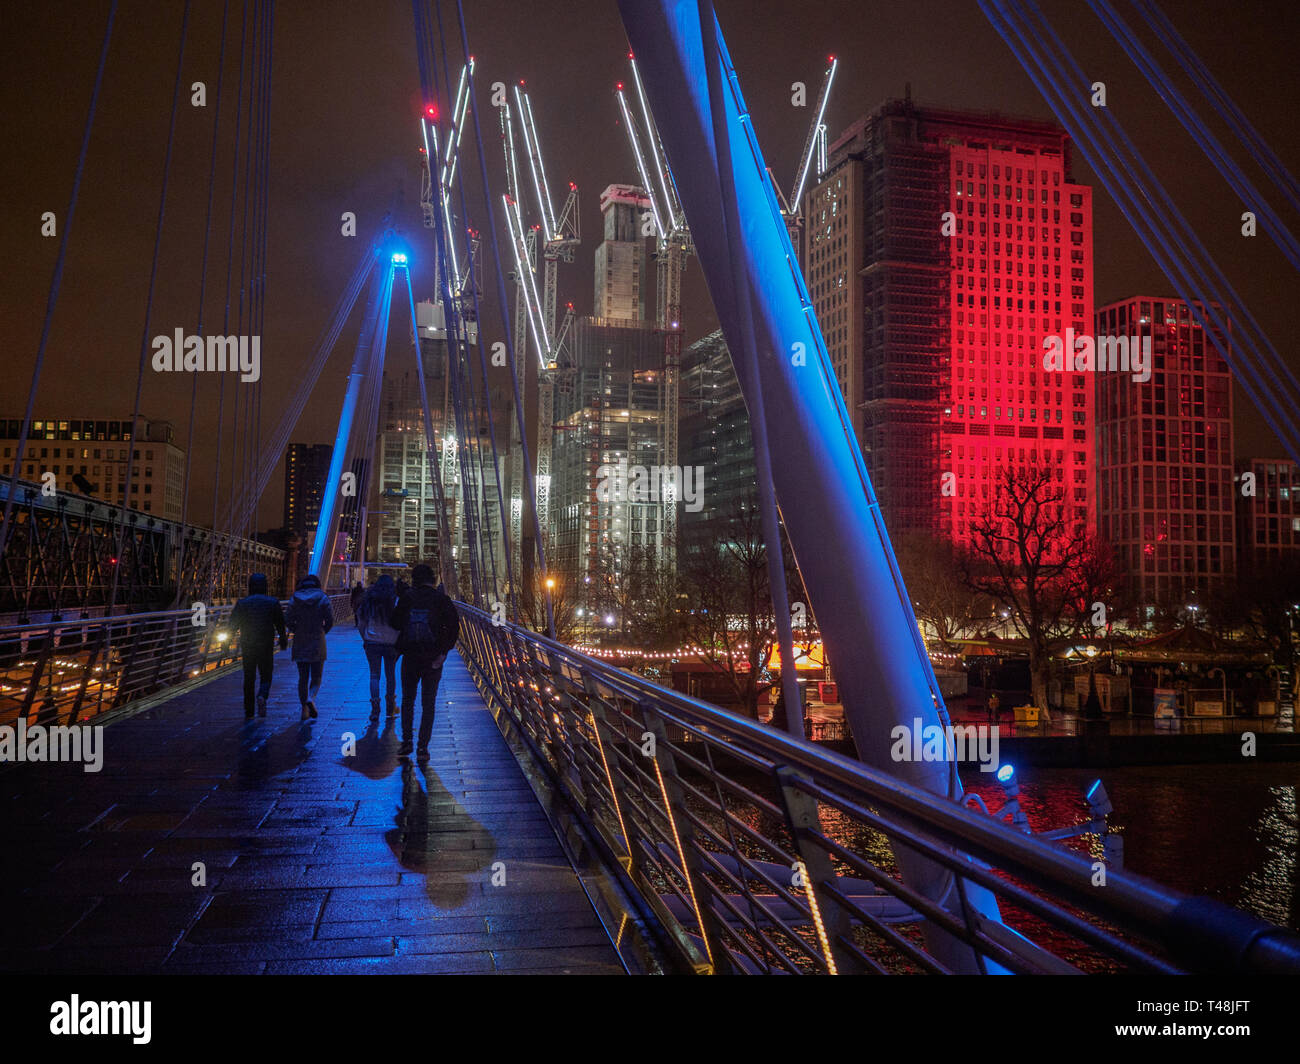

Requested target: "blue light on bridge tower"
[{"left": 391, "top": 252, "right": 408, "bottom": 266}]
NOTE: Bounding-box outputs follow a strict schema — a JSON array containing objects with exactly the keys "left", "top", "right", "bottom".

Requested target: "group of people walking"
[{"left": 228, "top": 564, "right": 460, "bottom": 760}]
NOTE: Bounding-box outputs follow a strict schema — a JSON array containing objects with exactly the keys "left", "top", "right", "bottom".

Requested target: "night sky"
[{"left": 3, "top": 0, "right": 1298, "bottom": 531}]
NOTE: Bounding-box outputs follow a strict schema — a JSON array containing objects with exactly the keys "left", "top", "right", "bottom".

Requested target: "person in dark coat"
[
  {"left": 350, "top": 581, "right": 366, "bottom": 615},
  {"left": 229, "top": 573, "right": 287, "bottom": 718},
  {"left": 286, "top": 573, "right": 333, "bottom": 720},
  {"left": 356, "top": 574, "right": 401, "bottom": 721},
  {"left": 390, "top": 563, "right": 460, "bottom": 759}
]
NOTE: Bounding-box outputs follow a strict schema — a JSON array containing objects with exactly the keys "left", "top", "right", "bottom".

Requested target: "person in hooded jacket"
[
  {"left": 229, "top": 572, "right": 287, "bottom": 718},
  {"left": 286, "top": 573, "right": 333, "bottom": 720},
  {"left": 356, "top": 574, "right": 400, "bottom": 721},
  {"left": 390, "top": 563, "right": 460, "bottom": 759}
]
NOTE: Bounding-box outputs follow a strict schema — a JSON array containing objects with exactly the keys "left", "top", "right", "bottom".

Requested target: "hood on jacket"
[{"left": 291, "top": 587, "right": 329, "bottom": 606}]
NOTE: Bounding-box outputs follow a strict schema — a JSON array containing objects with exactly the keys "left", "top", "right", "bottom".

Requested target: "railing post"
[
  {"left": 773, "top": 766, "right": 865, "bottom": 975},
  {"left": 580, "top": 674, "right": 636, "bottom": 871},
  {"left": 19, "top": 627, "right": 56, "bottom": 724},
  {"left": 66, "top": 627, "right": 106, "bottom": 725},
  {"left": 640, "top": 703, "right": 734, "bottom": 975}
]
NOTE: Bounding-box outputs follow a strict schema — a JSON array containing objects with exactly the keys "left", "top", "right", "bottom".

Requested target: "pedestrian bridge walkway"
[{"left": 0, "top": 624, "right": 626, "bottom": 974}]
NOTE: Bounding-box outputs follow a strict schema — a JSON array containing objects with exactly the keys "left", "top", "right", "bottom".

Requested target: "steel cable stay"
[
  {"left": 1086, "top": 0, "right": 1300, "bottom": 278},
  {"left": 250, "top": 0, "right": 276, "bottom": 542},
  {"left": 399, "top": 268, "right": 460, "bottom": 598},
  {"left": 1010, "top": 0, "right": 1300, "bottom": 459},
  {"left": 173, "top": 0, "right": 234, "bottom": 607},
  {"left": 107, "top": 0, "right": 193, "bottom": 622},
  {"left": 1131, "top": 0, "right": 1300, "bottom": 219},
  {"left": 203, "top": 0, "right": 278, "bottom": 597},
  {"left": 982, "top": 0, "right": 1300, "bottom": 468},
  {"left": 447, "top": 0, "right": 556, "bottom": 637},
  {"left": 209, "top": 0, "right": 253, "bottom": 566},
  {"left": 427, "top": 13, "right": 508, "bottom": 611},
  {"left": 427, "top": 2, "right": 520, "bottom": 623},
  {"left": 0, "top": 2, "right": 118, "bottom": 565},
  {"left": 206, "top": 0, "right": 265, "bottom": 591},
  {"left": 414, "top": 11, "right": 486, "bottom": 605}
]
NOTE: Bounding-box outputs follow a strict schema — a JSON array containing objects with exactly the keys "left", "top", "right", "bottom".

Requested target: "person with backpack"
[
  {"left": 286, "top": 573, "right": 333, "bottom": 721},
  {"left": 356, "top": 574, "right": 401, "bottom": 721},
  {"left": 228, "top": 572, "right": 287, "bottom": 718},
  {"left": 390, "top": 563, "right": 460, "bottom": 759}
]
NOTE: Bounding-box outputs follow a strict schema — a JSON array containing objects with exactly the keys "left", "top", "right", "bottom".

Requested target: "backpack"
[{"left": 404, "top": 606, "right": 438, "bottom": 649}]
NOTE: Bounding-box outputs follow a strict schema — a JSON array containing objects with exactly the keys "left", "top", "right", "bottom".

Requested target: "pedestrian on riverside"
[
  {"left": 356, "top": 574, "right": 401, "bottom": 722},
  {"left": 286, "top": 573, "right": 333, "bottom": 721},
  {"left": 987, "top": 689, "right": 1001, "bottom": 723},
  {"left": 390, "top": 563, "right": 460, "bottom": 760},
  {"left": 229, "top": 572, "right": 287, "bottom": 719}
]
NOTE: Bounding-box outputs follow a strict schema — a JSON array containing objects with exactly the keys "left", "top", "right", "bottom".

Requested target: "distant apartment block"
[
  {"left": 1096, "top": 296, "right": 1234, "bottom": 606},
  {"left": 1, "top": 416, "right": 185, "bottom": 520}
]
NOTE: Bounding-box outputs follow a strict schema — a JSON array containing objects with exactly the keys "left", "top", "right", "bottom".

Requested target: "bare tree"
[
  {"left": 677, "top": 501, "right": 805, "bottom": 719},
  {"left": 893, "top": 531, "right": 993, "bottom": 649},
  {"left": 520, "top": 571, "right": 583, "bottom": 645},
  {"left": 1213, "top": 557, "right": 1300, "bottom": 694},
  {"left": 961, "top": 465, "right": 1125, "bottom": 713}
]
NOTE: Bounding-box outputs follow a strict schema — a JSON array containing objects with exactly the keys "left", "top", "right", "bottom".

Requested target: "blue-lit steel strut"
[
  {"left": 617, "top": 0, "right": 1010, "bottom": 973},
  {"left": 308, "top": 259, "right": 390, "bottom": 581}
]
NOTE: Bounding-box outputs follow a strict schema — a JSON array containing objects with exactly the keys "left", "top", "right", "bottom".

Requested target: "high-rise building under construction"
[
  {"left": 805, "top": 98, "right": 1095, "bottom": 542},
  {"left": 550, "top": 184, "right": 669, "bottom": 623}
]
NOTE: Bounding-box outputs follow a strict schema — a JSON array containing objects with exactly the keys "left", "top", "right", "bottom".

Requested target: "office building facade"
[
  {"left": 805, "top": 99, "right": 1095, "bottom": 542},
  {"left": 1096, "top": 296, "right": 1234, "bottom": 605}
]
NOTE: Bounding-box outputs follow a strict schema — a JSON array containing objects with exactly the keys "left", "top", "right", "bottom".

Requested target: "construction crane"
[
  {"left": 768, "top": 55, "right": 837, "bottom": 261},
  {"left": 420, "top": 58, "right": 479, "bottom": 308},
  {"left": 499, "top": 81, "right": 580, "bottom": 571},
  {"left": 616, "top": 52, "right": 693, "bottom": 563}
]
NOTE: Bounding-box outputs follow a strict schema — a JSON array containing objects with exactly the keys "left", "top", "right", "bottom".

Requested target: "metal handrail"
[
  {"left": 454, "top": 601, "right": 1300, "bottom": 975},
  {"left": 0, "top": 595, "right": 353, "bottom": 728}
]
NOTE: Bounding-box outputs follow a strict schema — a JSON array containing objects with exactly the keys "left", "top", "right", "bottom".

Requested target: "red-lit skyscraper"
[{"left": 806, "top": 98, "right": 1094, "bottom": 542}]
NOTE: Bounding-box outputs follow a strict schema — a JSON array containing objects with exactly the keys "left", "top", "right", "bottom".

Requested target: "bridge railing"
[
  {"left": 0, "top": 595, "right": 352, "bottom": 728},
  {"left": 455, "top": 602, "right": 1300, "bottom": 975}
]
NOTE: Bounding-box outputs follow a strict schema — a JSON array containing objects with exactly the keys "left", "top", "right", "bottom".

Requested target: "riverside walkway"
[{"left": 0, "top": 625, "right": 625, "bottom": 974}]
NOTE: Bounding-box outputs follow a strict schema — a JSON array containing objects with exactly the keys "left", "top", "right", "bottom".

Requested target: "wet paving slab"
[{"left": 0, "top": 625, "right": 625, "bottom": 974}]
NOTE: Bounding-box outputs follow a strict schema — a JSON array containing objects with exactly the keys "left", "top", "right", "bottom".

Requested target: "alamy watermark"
[
  {"left": 50, "top": 996, "right": 150, "bottom": 1044},
  {"left": 0, "top": 720, "right": 104, "bottom": 772},
  {"left": 1042, "top": 327, "right": 1151, "bottom": 383},
  {"left": 890, "top": 717, "right": 1000, "bottom": 773},
  {"left": 595, "top": 459, "right": 704, "bottom": 512},
  {"left": 151, "top": 329, "right": 261, "bottom": 382}
]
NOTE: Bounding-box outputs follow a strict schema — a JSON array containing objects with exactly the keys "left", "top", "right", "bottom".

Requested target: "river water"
[{"left": 962, "top": 762, "right": 1300, "bottom": 931}]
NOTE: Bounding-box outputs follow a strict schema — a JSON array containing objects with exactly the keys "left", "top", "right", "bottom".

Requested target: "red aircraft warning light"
[{"left": 424, "top": 103, "right": 437, "bottom": 120}]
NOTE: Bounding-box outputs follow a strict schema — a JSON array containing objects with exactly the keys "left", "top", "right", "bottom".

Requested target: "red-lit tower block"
[
  {"left": 807, "top": 99, "right": 1095, "bottom": 545},
  {"left": 1097, "top": 296, "right": 1235, "bottom": 608}
]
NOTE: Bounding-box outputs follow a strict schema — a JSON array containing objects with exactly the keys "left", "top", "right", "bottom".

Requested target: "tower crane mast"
[
  {"left": 618, "top": 53, "right": 693, "bottom": 563},
  {"left": 499, "top": 80, "right": 581, "bottom": 572}
]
